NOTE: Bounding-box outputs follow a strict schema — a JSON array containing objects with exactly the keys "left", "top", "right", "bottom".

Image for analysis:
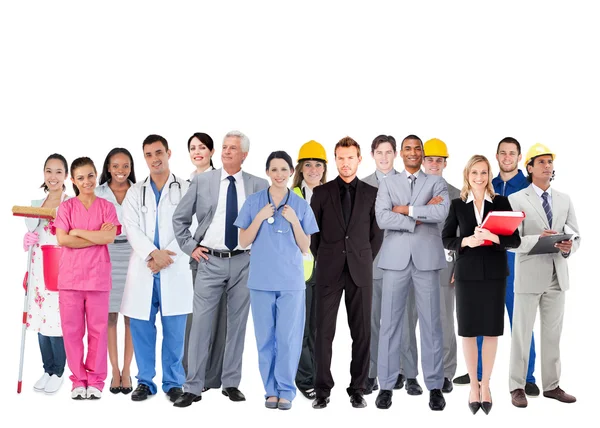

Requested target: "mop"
[{"left": 12, "top": 205, "right": 57, "bottom": 393}]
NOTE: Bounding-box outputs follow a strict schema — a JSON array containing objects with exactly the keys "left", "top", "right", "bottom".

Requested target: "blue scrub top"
[
  {"left": 150, "top": 179, "right": 163, "bottom": 280},
  {"left": 235, "top": 188, "right": 319, "bottom": 291}
]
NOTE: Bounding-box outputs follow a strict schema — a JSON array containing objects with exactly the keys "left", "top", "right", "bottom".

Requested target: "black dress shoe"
[
  {"left": 299, "top": 388, "right": 316, "bottom": 399},
  {"left": 406, "top": 378, "right": 423, "bottom": 395},
  {"left": 350, "top": 392, "right": 366, "bottom": 408},
  {"left": 312, "top": 397, "right": 330, "bottom": 409},
  {"left": 453, "top": 373, "right": 470, "bottom": 385},
  {"left": 525, "top": 382, "right": 540, "bottom": 397},
  {"left": 222, "top": 387, "right": 246, "bottom": 402},
  {"left": 173, "top": 392, "right": 202, "bottom": 408},
  {"left": 121, "top": 377, "right": 133, "bottom": 395},
  {"left": 394, "top": 374, "right": 406, "bottom": 390},
  {"left": 442, "top": 377, "right": 453, "bottom": 393},
  {"left": 109, "top": 377, "right": 122, "bottom": 394},
  {"left": 365, "top": 378, "right": 378, "bottom": 395},
  {"left": 429, "top": 389, "right": 446, "bottom": 411},
  {"left": 131, "top": 384, "right": 152, "bottom": 401},
  {"left": 166, "top": 387, "right": 184, "bottom": 403},
  {"left": 375, "top": 390, "right": 393, "bottom": 409}
]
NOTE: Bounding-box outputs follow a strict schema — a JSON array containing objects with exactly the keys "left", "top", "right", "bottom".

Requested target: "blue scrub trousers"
[
  {"left": 130, "top": 277, "right": 187, "bottom": 394},
  {"left": 477, "top": 252, "right": 536, "bottom": 383},
  {"left": 250, "top": 289, "right": 305, "bottom": 401}
]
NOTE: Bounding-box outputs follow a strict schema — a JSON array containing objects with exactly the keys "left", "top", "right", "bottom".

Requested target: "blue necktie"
[
  {"left": 225, "top": 176, "right": 238, "bottom": 251},
  {"left": 541, "top": 191, "right": 552, "bottom": 228}
]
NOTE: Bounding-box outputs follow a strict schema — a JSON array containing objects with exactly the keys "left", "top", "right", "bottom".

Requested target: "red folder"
[{"left": 479, "top": 211, "right": 525, "bottom": 246}]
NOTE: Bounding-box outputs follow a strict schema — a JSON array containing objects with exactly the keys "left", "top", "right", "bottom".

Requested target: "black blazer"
[
  {"left": 442, "top": 195, "right": 521, "bottom": 281},
  {"left": 310, "top": 179, "right": 383, "bottom": 287}
]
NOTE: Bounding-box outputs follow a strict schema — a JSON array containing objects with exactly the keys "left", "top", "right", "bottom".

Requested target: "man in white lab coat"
[{"left": 121, "top": 134, "right": 192, "bottom": 403}]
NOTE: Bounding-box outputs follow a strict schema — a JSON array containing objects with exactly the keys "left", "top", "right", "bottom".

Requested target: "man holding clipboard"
[{"left": 507, "top": 143, "right": 581, "bottom": 408}]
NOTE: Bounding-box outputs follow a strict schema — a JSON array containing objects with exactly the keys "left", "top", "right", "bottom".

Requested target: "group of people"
[{"left": 23, "top": 131, "right": 580, "bottom": 414}]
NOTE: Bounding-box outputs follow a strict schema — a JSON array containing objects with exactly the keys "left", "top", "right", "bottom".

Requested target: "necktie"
[
  {"left": 541, "top": 191, "right": 552, "bottom": 228},
  {"left": 225, "top": 176, "right": 238, "bottom": 251},
  {"left": 409, "top": 174, "right": 416, "bottom": 196},
  {"left": 341, "top": 184, "right": 351, "bottom": 227}
]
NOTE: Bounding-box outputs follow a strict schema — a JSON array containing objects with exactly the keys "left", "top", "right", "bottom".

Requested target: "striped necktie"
[{"left": 541, "top": 191, "right": 552, "bottom": 227}]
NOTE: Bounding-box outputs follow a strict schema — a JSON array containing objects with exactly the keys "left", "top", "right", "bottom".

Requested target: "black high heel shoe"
[
  {"left": 468, "top": 385, "right": 481, "bottom": 414},
  {"left": 481, "top": 387, "right": 492, "bottom": 415},
  {"left": 121, "top": 376, "right": 133, "bottom": 395},
  {"left": 109, "top": 377, "right": 122, "bottom": 394}
]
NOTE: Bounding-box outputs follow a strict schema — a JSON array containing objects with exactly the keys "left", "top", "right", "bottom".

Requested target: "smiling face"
[
  {"left": 71, "top": 164, "right": 97, "bottom": 196},
  {"left": 527, "top": 154, "right": 554, "bottom": 187},
  {"left": 44, "top": 158, "right": 67, "bottom": 193},
  {"left": 400, "top": 138, "right": 423, "bottom": 173},
  {"left": 108, "top": 152, "right": 131, "bottom": 184},
  {"left": 267, "top": 158, "right": 292, "bottom": 190},
  {"left": 144, "top": 141, "right": 171, "bottom": 176},
  {"left": 222, "top": 136, "right": 248, "bottom": 172},
  {"left": 496, "top": 142, "right": 521, "bottom": 174},
  {"left": 189, "top": 136, "right": 214, "bottom": 170},
  {"left": 423, "top": 156, "right": 446, "bottom": 176},
  {"left": 468, "top": 161, "right": 489, "bottom": 193},
  {"left": 301, "top": 160, "right": 325, "bottom": 187},
  {"left": 372, "top": 142, "right": 396, "bottom": 174},
  {"left": 335, "top": 146, "right": 361, "bottom": 181}
]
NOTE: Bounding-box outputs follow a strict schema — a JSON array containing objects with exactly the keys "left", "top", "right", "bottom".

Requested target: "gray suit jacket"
[
  {"left": 362, "top": 170, "right": 399, "bottom": 280},
  {"left": 172, "top": 168, "right": 269, "bottom": 256},
  {"left": 440, "top": 179, "right": 461, "bottom": 286},
  {"left": 508, "top": 185, "right": 580, "bottom": 293},
  {"left": 376, "top": 170, "right": 450, "bottom": 272}
]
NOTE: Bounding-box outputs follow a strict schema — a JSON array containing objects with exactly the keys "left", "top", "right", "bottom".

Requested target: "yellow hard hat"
[
  {"left": 423, "top": 138, "right": 449, "bottom": 158},
  {"left": 298, "top": 140, "right": 327, "bottom": 163},
  {"left": 524, "top": 143, "right": 556, "bottom": 167}
]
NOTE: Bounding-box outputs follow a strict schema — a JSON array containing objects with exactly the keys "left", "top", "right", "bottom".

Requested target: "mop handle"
[{"left": 17, "top": 245, "right": 34, "bottom": 393}]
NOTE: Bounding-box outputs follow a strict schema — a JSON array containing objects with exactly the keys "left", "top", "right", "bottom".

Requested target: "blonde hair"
[{"left": 460, "top": 155, "right": 496, "bottom": 201}]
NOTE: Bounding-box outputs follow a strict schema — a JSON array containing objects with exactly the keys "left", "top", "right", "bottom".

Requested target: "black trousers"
[
  {"left": 295, "top": 276, "right": 317, "bottom": 390},
  {"left": 315, "top": 270, "right": 372, "bottom": 398}
]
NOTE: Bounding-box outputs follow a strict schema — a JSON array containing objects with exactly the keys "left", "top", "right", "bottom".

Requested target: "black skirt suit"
[{"left": 442, "top": 195, "right": 521, "bottom": 337}]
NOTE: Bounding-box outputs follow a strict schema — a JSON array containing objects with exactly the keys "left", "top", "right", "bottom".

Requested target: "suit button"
[
  {"left": 342, "top": 250, "right": 346, "bottom": 254},
  {"left": 345, "top": 236, "right": 349, "bottom": 239}
]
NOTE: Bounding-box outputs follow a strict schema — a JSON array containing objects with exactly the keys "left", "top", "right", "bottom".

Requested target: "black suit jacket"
[
  {"left": 442, "top": 195, "right": 521, "bottom": 281},
  {"left": 310, "top": 179, "right": 383, "bottom": 287}
]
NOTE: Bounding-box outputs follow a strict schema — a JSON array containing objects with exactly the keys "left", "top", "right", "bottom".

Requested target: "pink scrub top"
[{"left": 53, "top": 197, "right": 121, "bottom": 291}]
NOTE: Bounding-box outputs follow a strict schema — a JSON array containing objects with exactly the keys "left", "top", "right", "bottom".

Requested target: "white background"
[{"left": 1, "top": 1, "right": 597, "bottom": 427}]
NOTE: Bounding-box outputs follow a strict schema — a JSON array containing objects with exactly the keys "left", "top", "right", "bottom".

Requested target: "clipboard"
[{"left": 527, "top": 233, "right": 573, "bottom": 255}]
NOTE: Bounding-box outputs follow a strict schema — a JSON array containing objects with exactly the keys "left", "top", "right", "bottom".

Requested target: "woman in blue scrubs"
[{"left": 234, "top": 151, "right": 319, "bottom": 410}]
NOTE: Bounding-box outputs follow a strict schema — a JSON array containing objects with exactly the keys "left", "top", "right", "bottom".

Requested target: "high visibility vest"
[{"left": 293, "top": 186, "right": 315, "bottom": 282}]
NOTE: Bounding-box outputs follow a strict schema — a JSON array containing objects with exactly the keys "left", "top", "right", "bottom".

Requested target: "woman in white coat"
[{"left": 120, "top": 135, "right": 193, "bottom": 402}]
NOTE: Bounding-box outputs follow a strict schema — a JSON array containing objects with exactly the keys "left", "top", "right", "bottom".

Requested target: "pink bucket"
[{"left": 41, "top": 245, "right": 61, "bottom": 292}]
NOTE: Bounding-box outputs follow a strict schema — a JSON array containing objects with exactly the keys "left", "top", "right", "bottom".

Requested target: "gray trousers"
[
  {"left": 509, "top": 275, "right": 564, "bottom": 392},
  {"left": 439, "top": 263, "right": 458, "bottom": 380},
  {"left": 184, "top": 253, "right": 251, "bottom": 395},
  {"left": 183, "top": 264, "right": 228, "bottom": 388},
  {"left": 370, "top": 278, "right": 418, "bottom": 379},
  {"left": 378, "top": 265, "right": 444, "bottom": 391}
]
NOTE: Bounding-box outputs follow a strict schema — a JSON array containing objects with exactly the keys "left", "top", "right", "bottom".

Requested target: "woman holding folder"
[{"left": 442, "top": 155, "right": 521, "bottom": 415}]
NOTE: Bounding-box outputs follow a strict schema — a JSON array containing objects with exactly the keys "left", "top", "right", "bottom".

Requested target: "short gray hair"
[{"left": 224, "top": 130, "right": 250, "bottom": 153}]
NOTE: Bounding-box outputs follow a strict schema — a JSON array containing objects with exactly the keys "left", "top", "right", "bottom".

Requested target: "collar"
[
  {"left": 375, "top": 169, "right": 396, "bottom": 181},
  {"left": 336, "top": 175, "right": 358, "bottom": 189},
  {"left": 403, "top": 169, "right": 422, "bottom": 179},
  {"left": 221, "top": 168, "right": 244, "bottom": 183},
  {"left": 531, "top": 183, "right": 552, "bottom": 198},
  {"left": 466, "top": 191, "right": 493, "bottom": 204},
  {"left": 492, "top": 169, "right": 528, "bottom": 186}
]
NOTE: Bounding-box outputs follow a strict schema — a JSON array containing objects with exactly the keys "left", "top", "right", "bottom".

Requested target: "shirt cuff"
[{"left": 408, "top": 205, "right": 414, "bottom": 218}]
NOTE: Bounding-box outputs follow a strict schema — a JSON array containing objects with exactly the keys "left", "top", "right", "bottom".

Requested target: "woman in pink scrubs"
[{"left": 54, "top": 157, "right": 121, "bottom": 400}]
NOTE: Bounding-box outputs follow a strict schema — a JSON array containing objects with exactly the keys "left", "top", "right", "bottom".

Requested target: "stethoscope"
[
  {"left": 141, "top": 174, "right": 181, "bottom": 213},
  {"left": 266, "top": 188, "right": 291, "bottom": 224}
]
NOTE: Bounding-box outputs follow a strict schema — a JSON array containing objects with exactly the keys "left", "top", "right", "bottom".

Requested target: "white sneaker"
[
  {"left": 44, "top": 374, "right": 64, "bottom": 394},
  {"left": 71, "top": 386, "right": 87, "bottom": 400},
  {"left": 33, "top": 373, "right": 50, "bottom": 392},
  {"left": 87, "top": 386, "right": 102, "bottom": 400}
]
